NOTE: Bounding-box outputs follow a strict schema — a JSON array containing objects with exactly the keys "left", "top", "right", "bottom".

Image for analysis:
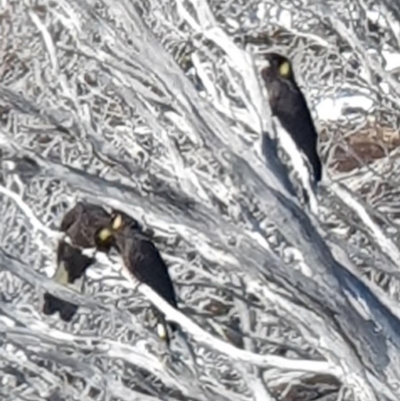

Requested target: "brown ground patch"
[{"left": 321, "top": 122, "right": 400, "bottom": 173}]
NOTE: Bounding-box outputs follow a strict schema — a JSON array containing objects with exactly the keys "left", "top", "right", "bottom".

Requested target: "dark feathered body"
[
  {"left": 42, "top": 202, "right": 112, "bottom": 321},
  {"left": 108, "top": 212, "right": 178, "bottom": 341},
  {"left": 114, "top": 230, "right": 178, "bottom": 309},
  {"left": 60, "top": 202, "right": 113, "bottom": 250},
  {"left": 42, "top": 241, "right": 94, "bottom": 321},
  {"left": 261, "top": 53, "right": 322, "bottom": 183}
]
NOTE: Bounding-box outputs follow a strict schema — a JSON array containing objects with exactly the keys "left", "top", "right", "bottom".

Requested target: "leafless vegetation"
[{"left": 1, "top": 0, "right": 400, "bottom": 400}]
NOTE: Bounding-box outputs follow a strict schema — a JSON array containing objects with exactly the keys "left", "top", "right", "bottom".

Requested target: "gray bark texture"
[{"left": 0, "top": 0, "right": 399, "bottom": 400}]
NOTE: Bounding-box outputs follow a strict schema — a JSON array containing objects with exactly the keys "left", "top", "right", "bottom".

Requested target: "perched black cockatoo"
[
  {"left": 261, "top": 53, "right": 322, "bottom": 183},
  {"left": 96, "top": 211, "right": 178, "bottom": 343},
  {"left": 42, "top": 202, "right": 113, "bottom": 321}
]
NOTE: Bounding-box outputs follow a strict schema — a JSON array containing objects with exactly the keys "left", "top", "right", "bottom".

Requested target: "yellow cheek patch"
[
  {"left": 279, "top": 61, "right": 291, "bottom": 77},
  {"left": 157, "top": 323, "right": 168, "bottom": 341},
  {"left": 98, "top": 228, "right": 113, "bottom": 243},
  {"left": 111, "top": 214, "right": 123, "bottom": 231}
]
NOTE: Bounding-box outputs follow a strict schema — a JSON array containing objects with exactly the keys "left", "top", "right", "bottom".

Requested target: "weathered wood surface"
[{"left": 0, "top": 0, "right": 400, "bottom": 400}]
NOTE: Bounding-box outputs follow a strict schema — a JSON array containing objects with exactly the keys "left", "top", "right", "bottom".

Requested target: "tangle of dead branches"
[{"left": 1, "top": 0, "right": 400, "bottom": 400}]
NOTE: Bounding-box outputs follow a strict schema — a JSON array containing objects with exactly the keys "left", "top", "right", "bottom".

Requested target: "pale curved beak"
[{"left": 255, "top": 57, "right": 271, "bottom": 74}]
